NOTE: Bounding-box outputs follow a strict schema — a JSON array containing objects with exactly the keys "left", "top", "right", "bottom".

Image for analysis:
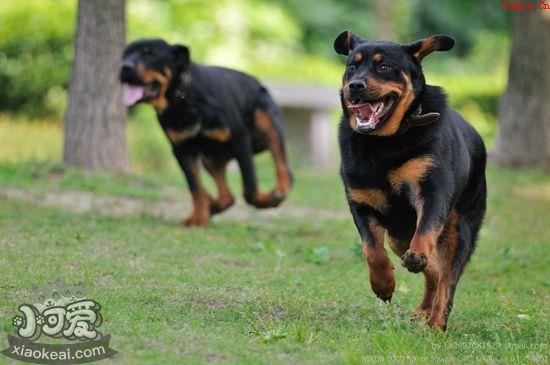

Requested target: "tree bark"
[
  {"left": 63, "top": 0, "right": 129, "bottom": 172},
  {"left": 372, "top": 0, "right": 395, "bottom": 40},
  {"left": 492, "top": 11, "right": 550, "bottom": 169}
]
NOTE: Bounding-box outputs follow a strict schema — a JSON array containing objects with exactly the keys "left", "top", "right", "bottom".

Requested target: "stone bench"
[{"left": 266, "top": 82, "right": 340, "bottom": 169}]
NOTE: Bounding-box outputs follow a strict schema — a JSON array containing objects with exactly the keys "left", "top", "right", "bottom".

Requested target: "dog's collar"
[
  {"left": 396, "top": 105, "right": 440, "bottom": 136},
  {"left": 173, "top": 70, "right": 192, "bottom": 101}
]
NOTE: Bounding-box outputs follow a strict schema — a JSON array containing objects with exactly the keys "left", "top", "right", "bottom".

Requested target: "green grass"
[{"left": 0, "top": 162, "right": 548, "bottom": 364}]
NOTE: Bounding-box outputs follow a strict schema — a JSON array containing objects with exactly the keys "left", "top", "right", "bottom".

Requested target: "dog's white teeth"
[{"left": 356, "top": 116, "right": 373, "bottom": 127}]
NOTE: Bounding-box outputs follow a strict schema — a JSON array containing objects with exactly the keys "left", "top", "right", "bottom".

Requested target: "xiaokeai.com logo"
[{"left": 1, "top": 280, "right": 117, "bottom": 364}]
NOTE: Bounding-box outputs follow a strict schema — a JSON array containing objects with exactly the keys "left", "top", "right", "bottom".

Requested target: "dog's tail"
[
  {"left": 254, "top": 87, "right": 294, "bottom": 195},
  {"left": 256, "top": 88, "right": 287, "bottom": 149}
]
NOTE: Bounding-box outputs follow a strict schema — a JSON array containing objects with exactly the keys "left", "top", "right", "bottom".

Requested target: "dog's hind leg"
[
  {"left": 419, "top": 210, "right": 459, "bottom": 330},
  {"left": 427, "top": 169, "right": 486, "bottom": 330},
  {"left": 201, "top": 155, "right": 235, "bottom": 215},
  {"left": 429, "top": 197, "right": 485, "bottom": 329},
  {"left": 233, "top": 135, "right": 284, "bottom": 209},
  {"left": 426, "top": 205, "right": 483, "bottom": 330},
  {"left": 412, "top": 261, "right": 439, "bottom": 319}
]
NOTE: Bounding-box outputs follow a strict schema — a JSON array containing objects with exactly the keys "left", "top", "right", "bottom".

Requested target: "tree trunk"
[
  {"left": 372, "top": 0, "right": 395, "bottom": 40},
  {"left": 63, "top": 0, "right": 129, "bottom": 172},
  {"left": 492, "top": 11, "right": 550, "bottom": 169}
]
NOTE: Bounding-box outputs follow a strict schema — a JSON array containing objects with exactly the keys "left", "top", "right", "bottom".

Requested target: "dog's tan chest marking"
[
  {"left": 348, "top": 188, "right": 389, "bottom": 211},
  {"left": 388, "top": 156, "right": 436, "bottom": 193},
  {"left": 201, "top": 127, "right": 232, "bottom": 142},
  {"left": 165, "top": 124, "right": 200, "bottom": 144}
]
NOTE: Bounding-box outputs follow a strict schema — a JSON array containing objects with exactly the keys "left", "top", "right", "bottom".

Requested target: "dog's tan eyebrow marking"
[
  {"left": 354, "top": 53, "right": 363, "bottom": 63},
  {"left": 373, "top": 53, "right": 382, "bottom": 62}
]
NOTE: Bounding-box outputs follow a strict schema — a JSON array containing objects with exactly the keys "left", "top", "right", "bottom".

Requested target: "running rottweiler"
[
  {"left": 120, "top": 39, "right": 292, "bottom": 226},
  {"left": 334, "top": 31, "right": 486, "bottom": 330}
]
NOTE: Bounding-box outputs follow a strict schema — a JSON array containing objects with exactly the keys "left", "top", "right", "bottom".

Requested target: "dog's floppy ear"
[
  {"left": 404, "top": 35, "right": 455, "bottom": 62},
  {"left": 333, "top": 30, "right": 363, "bottom": 55},
  {"left": 172, "top": 44, "right": 190, "bottom": 65}
]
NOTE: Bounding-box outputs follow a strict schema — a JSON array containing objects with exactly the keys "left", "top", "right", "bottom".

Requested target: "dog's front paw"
[
  {"left": 369, "top": 264, "right": 396, "bottom": 302},
  {"left": 270, "top": 189, "right": 287, "bottom": 205},
  {"left": 180, "top": 213, "right": 209, "bottom": 227},
  {"left": 400, "top": 250, "right": 427, "bottom": 273},
  {"left": 371, "top": 277, "right": 396, "bottom": 302},
  {"left": 427, "top": 315, "right": 447, "bottom": 331}
]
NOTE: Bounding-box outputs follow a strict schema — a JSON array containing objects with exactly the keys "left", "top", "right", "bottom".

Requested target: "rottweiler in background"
[
  {"left": 120, "top": 39, "right": 292, "bottom": 226},
  {"left": 334, "top": 31, "right": 486, "bottom": 330}
]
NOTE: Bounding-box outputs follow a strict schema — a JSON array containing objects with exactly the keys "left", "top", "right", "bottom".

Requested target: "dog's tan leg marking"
[
  {"left": 201, "top": 156, "right": 234, "bottom": 214},
  {"left": 363, "top": 219, "right": 395, "bottom": 302},
  {"left": 426, "top": 210, "right": 459, "bottom": 331},
  {"left": 179, "top": 156, "right": 210, "bottom": 227}
]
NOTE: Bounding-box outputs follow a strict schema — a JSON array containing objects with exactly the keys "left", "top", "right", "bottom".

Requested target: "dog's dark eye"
[
  {"left": 377, "top": 64, "right": 391, "bottom": 73},
  {"left": 141, "top": 47, "right": 152, "bottom": 55},
  {"left": 348, "top": 65, "right": 356, "bottom": 74}
]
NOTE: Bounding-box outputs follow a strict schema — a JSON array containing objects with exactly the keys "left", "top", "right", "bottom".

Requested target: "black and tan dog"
[
  {"left": 334, "top": 31, "right": 486, "bottom": 330},
  {"left": 120, "top": 39, "right": 292, "bottom": 226}
]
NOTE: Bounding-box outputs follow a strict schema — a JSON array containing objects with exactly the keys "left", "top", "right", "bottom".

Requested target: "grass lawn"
[{"left": 0, "top": 161, "right": 548, "bottom": 364}]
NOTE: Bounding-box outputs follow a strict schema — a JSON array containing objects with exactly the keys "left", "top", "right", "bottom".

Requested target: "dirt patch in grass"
[{"left": 1, "top": 187, "right": 347, "bottom": 222}]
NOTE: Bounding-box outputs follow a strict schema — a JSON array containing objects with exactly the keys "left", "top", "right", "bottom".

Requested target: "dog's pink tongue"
[
  {"left": 355, "top": 102, "right": 382, "bottom": 122},
  {"left": 122, "top": 85, "right": 144, "bottom": 106},
  {"left": 357, "top": 103, "right": 376, "bottom": 120}
]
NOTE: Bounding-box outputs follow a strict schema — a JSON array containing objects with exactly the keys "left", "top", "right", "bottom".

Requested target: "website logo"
[{"left": 1, "top": 279, "right": 117, "bottom": 364}]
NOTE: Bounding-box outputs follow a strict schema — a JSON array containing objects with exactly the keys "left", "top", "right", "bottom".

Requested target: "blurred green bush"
[{"left": 0, "top": 1, "right": 75, "bottom": 118}]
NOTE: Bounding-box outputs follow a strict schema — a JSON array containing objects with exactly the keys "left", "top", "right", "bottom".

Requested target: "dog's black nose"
[
  {"left": 119, "top": 64, "right": 136, "bottom": 82},
  {"left": 349, "top": 79, "right": 366, "bottom": 91}
]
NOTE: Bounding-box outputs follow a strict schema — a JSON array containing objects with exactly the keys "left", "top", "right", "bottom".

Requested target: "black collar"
[
  {"left": 172, "top": 70, "right": 192, "bottom": 102},
  {"left": 396, "top": 105, "right": 440, "bottom": 136}
]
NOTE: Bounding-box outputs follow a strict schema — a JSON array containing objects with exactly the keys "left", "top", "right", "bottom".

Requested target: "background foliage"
[
  {"left": 0, "top": 0, "right": 509, "bottom": 172},
  {"left": 0, "top": 0, "right": 507, "bottom": 116}
]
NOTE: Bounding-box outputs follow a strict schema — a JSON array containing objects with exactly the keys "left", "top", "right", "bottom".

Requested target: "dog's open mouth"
[
  {"left": 122, "top": 82, "right": 160, "bottom": 106},
  {"left": 347, "top": 94, "right": 397, "bottom": 132}
]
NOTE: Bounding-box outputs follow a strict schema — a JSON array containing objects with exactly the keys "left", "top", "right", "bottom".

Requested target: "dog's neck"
[
  {"left": 396, "top": 84, "right": 447, "bottom": 136},
  {"left": 397, "top": 105, "right": 440, "bottom": 135},
  {"left": 169, "top": 68, "right": 192, "bottom": 103}
]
